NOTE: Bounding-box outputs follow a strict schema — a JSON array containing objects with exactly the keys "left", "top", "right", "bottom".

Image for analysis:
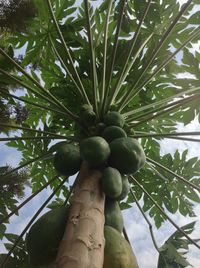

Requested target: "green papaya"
[
  {"left": 79, "top": 104, "right": 96, "bottom": 126},
  {"left": 53, "top": 143, "right": 81, "bottom": 176},
  {"left": 104, "top": 111, "right": 125, "bottom": 128},
  {"left": 104, "top": 226, "right": 139, "bottom": 268},
  {"left": 105, "top": 199, "right": 124, "bottom": 233},
  {"left": 49, "top": 141, "right": 69, "bottom": 153},
  {"left": 101, "top": 167, "right": 122, "bottom": 198},
  {"left": 116, "top": 175, "right": 130, "bottom": 201},
  {"left": 81, "top": 110, "right": 96, "bottom": 127},
  {"left": 109, "top": 137, "right": 146, "bottom": 174},
  {"left": 26, "top": 206, "right": 68, "bottom": 267},
  {"left": 80, "top": 136, "right": 110, "bottom": 167},
  {"left": 102, "top": 126, "right": 127, "bottom": 143}
]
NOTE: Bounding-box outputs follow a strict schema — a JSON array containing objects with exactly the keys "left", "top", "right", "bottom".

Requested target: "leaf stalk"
[
  {"left": 46, "top": 0, "right": 90, "bottom": 106},
  {"left": 130, "top": 176, "right": 200, "bottom": 250},
  {"left": 130, "top": 188, "right": 160, "bottom": 252}
]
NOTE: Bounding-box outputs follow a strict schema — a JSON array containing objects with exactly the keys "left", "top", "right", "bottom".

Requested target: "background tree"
[
  {"left": 0, "top": 0, "right": 36, "bottom": 32},
  {"left": 0, "top": 0, "right": 200, "bottom": 267}
]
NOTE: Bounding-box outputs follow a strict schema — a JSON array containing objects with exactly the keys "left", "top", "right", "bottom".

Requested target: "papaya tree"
[{"left": 0, "top": 0, "right": 200, "bottom": 267}]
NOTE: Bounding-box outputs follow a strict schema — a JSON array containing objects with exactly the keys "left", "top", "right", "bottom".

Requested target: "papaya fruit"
[
  {"left": 116, "top": 175, "right": 130, "bottom": 201},
  {"left": 53, "top": 143, "right": 81, "bottom": 176},
  {"left": 49, "top": 141, "right": 69, "bottom": 153},
  {"left": 101, "top": 167, "right": 122, "bottom": 198},
  {"left": 104, "top": 111, "right": 125, "bottom": 128},
  {"left": 79, "top": 104, "right": 96, "bottom": 127},
  {"left": 80, "top": 136, "right": 110, "bottom": 167},
  {"left": 102, "top": 126, "right": 127, "bottom": 143},
  {"left": 105, "top": 199, "right": 124, "bottom": 233},
  {"left": 109, "top": 137, "right": 146, "bottom": 174},
  {"left": 26, "top": 206, "right": 69, "bottom": 267},
  {"left": 104, "top": 226, "right": 139, "bottom": 268},
  {"left": 81, "top": 109, "right": 96, "bottom": 127}
]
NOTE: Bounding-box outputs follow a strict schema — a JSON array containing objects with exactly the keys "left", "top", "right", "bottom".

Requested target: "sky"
[{"left": 0, "top": 0, "right": 200, "bottom": 267}]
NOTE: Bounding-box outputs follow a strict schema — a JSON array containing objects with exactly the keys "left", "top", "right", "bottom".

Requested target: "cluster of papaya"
[
  {"left": 54, "top": 106, "right": 145, "bottom": 203},
  {"left": 26, "top": 106, "right": 144, "bottom": 267},
  {"left": 53, "top": 105, "right": 146, "bottom": 177}
]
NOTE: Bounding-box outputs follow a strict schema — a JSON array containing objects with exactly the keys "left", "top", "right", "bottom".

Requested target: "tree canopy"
[{"left": 0, "top": 0, "right": 200, "bottom": 267}]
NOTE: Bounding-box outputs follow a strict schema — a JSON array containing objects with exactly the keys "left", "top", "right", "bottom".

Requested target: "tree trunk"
[{"left": 55, "top": 162, "right": 105, "bottom": 268}]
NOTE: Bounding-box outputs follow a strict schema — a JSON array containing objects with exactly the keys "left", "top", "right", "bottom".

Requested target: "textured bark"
[{"left": 55, "top": 163, "right": 105, "bottom": 268}]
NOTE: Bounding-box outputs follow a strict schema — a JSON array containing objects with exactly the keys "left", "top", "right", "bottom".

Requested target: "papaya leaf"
[{"left": 157, "top": 221, "right": 199, "bottom": 268}]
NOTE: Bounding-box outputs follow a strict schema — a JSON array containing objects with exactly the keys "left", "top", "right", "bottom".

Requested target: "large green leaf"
[{"left": 157, "top": 221, "right": 198, "bottom": 268}]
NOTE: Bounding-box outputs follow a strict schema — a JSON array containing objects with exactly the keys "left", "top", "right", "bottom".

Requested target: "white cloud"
[
  {"left": 190, "top": 41, "right": 200, "bottom": 54},
  {"left": 160, "top": 116, "right": 200, "bottom": 158},
  {"left": 0, "top": 143, "right": 21, "bottom": 167},
  {"left": 176, "top": 73, "right": 197, "bottom": 79},
  {"left": 177, "top": 0, "right": 187, "bottom": 4}
]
